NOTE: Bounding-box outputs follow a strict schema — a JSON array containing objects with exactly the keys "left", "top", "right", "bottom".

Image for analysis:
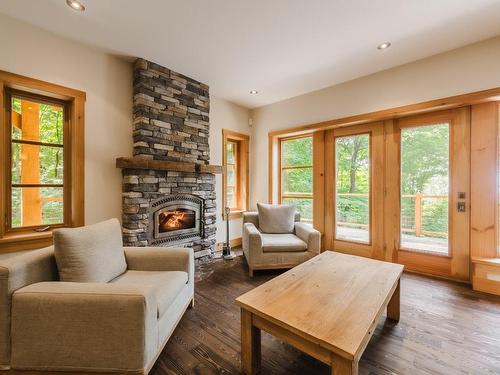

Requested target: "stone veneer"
[{"left": 121, "top": 59, "right": 216, "bottom": 259}]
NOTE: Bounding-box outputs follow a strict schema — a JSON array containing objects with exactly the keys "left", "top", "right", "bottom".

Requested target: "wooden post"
[
  {"left": 414, "top": 193, "right": 422, "bottom": 237},
  {"left": 21, "top": 100, "right": 41, "bottom": 226}
]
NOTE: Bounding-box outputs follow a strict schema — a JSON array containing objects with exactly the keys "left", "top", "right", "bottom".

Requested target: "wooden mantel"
[{"left": 116, "top": 156, "right": 224, "bottom": 174}]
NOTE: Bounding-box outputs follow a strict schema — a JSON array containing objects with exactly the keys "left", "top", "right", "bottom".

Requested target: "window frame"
[
  {"left": 278, "top": 134, "right": 313, "bottom": 223},
  {"left": 222, "top": 129, "right": 249, "bottom": 219},
  {"left": 5, "top": 89, "right": 71, "bottom": 232},
  {"left": 0, "top": 70, "right": 85, "bottom": 252}
]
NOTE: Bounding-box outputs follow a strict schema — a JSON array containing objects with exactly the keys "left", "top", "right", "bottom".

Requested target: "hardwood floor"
[{"left": 150, "top": 254, "right": 500, "bottom": 375}]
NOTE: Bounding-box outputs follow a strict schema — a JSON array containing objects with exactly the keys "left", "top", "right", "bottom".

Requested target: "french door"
[
  {"left": 323, "top": 108, "right": 471, "bottom": 281},
  {"left": 324, "top": 122, "right": 385, "bottom": 260}
]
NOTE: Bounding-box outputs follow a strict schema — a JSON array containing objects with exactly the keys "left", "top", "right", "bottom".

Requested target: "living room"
[{"left": 0, "top": 1, "right": 499, "bottom": 374}]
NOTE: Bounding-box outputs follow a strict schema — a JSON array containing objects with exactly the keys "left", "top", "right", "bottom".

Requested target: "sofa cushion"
[
  {"left": 111, "top": 270, "right": 188, "bottom": 318},
  {"left": 257, "top": 203, "right": 296, "bottom": 234},
  {"left": 53, "top": 218, "right": 127, "bottom": 283},
  {"left": 261, "top": 234, "right": 308, "bottom": 253}
]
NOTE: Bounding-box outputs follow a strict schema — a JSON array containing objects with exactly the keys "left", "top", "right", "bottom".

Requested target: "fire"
[{"left": 165, "top": 210, "right": 186, "bottom": 229}]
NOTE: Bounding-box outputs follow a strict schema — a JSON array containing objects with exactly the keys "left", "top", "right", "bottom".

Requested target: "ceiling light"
[
  {"left": 250, "top": 90, "right": 258, "bottom": 94},
  {"left": 66, "top": 0, "right": 85, "bottom": 11},
  {"left": 377, "top": 42, "right": 391, "bottom": 50}
]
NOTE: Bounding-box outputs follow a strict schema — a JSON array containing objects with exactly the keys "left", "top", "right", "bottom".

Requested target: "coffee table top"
[{"left": 236, "top": 251, "right": 403, "bottom": 361}]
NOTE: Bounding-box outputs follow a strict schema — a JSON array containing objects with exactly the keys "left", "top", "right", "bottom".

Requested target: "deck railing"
[{"left": 336, "top": 192, "right": 448, "bottom": 238}]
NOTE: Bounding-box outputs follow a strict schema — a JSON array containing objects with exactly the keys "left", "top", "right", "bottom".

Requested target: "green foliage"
[
  {"left": 336, "top": 135, "right": 369, "bottom": 194},
  {"left": 281, "top": 137, "right": 313, "bottom": 220},
  {"left": 281, "top": 137, "right": 312, "bottom": 166},
  {"left": 401, "top": 124, "right": 449, "bottom": 195}
]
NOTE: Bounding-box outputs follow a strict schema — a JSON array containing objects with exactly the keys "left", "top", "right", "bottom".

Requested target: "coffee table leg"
[
  {"left": 387, "top": 279, "right": 400, "bottom": 322},
  {"left": 331, "top": 353, "right": 358, "bottom": 375},
  {"left": 241, "top": 308, "right": 261, "bottom": 374}
]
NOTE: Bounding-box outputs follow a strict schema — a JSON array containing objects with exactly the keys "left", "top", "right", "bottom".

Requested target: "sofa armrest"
[
  {"left": 124, "top": 246, "right": 194, "bottom": 284},
  {"left": 294, "top": 222, "right": 321, "bottom": 254},
  {"left": 243, "top": 223, "right": 263, "bottom": 258},
  {"left": 11, "top": 281, "right": 157, "bottom": 372}
]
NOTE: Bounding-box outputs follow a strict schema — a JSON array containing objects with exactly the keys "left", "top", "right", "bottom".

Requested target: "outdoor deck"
[{"left": 337, "top": 227, "right": 448, "bottom": 255}]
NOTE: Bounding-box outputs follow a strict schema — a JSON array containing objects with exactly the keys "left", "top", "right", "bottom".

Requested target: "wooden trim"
[
  {"left": 116, "top": 156, "right": 223, "bottom": 174},
  {"left": 268, "top": 86, "right": 500, "bottom": 137},
  {"left": 222, "top": 129, "right": 250, "bottom": 215},
  {"left": 312, "top": 131, "right": 325, "bottom": 248},
  {"left": 0, "top": 70, "right": 86, "bottom": 100},
  {"left": 216, "top": 237, "right": 242, "bottom": 251},
  {"left": 0, "top": 70, "right": 85, "bottom": 252},
  {"left": 470, "top": 102, "right": 499, "bottom": 259}
]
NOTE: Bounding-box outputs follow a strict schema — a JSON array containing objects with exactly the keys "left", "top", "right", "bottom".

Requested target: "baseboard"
[{"left": 216, "top": 237, "right": 242, "bottom": 251}]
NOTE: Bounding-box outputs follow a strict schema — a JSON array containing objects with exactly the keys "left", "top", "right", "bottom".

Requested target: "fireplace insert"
[{"left": 148, "top": 194, "right": 203, "bottom": 246}]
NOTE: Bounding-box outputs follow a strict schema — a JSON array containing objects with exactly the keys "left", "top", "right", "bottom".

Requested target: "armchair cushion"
[
  {"left": 111, "top": 270, "right": 188, "bottom": 318},
  {"left": 53, "top": 218, "right": 126, "bottom": 283},
  {"left": 261, "top": 234, "right": 307, "bottom": 253},
  {"left": 257, "top": 203, "right": 295, "bottom": 234}
]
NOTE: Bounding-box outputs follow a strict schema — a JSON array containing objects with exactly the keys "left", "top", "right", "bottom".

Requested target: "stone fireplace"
[{"left": 117, "top": 59, "right": 222, "bottom": 260}]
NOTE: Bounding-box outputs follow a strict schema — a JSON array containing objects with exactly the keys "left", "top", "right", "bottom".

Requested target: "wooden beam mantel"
[{"left": 116, "top": 157, "right": 224, "bottom": 174}]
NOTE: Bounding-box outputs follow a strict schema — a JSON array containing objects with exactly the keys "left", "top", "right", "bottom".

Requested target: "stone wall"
[{"left": 121, "top": 59, "right": 216, "bottom": 259}]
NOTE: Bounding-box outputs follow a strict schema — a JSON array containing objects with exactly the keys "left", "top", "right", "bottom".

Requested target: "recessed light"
[
  {"left": 377, "top": 42, "right": 391, "bottom": 50},
  {"left": 250, "top": 90, "right": 258, "bottom": 95},
  {"left": 66, "top": 0, "right": 85, "bottom": 11}
]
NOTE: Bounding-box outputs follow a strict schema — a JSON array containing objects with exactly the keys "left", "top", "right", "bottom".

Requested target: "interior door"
[
  {"left": 394, "top": 108, "right": 470, "bottom": 281},
  {"left": 325, "top": 122, "right": 385, "bottom": 259}
]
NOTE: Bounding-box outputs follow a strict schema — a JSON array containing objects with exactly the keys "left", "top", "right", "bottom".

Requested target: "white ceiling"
[{"left": 1, "top": 0, "right": 500, "bottom": 108}]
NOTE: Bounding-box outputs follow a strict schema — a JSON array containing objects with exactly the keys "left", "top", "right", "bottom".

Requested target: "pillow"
[
  {"left": 257, "top": 203, "right": 296, "bottom": 234},
  {"left": 53, "top": 218, "right": 127, "bottom": 283}
]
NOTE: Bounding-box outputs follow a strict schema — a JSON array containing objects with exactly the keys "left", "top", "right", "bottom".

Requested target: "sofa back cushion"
[
  {"left": 53, "top": 218, "right": 127, "bottom": 283},
  {"left": 257, "top": 203, "right": 296, "bottom": 234}
]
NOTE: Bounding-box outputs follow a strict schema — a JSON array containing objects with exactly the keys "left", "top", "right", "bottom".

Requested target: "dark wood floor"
[{"left": 150, "top": 255, "right": 500, "bottom": 375}]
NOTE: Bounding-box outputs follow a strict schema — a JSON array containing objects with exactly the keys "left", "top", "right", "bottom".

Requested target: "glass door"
[
  {"left": 325, "top": 122, "right": 385, "bottom": 260},
  {"left": 396, "top": 109, "right": 470, "bottom": 280}
]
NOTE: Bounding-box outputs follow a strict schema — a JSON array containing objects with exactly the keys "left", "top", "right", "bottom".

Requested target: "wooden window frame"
[
  {"left": 222, "top": 129, "right": 249, "bottom": 219},
  {"left": 0, "top": 70, "right": 85, "bottom": 252},
  {"left": 278, "top": 134, "right": 314, "bottom": 223}
]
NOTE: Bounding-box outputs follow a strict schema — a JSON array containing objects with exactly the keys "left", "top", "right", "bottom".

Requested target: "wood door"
[
  {"left": 325, "top": 122, "right": 385, "bottom": 259},
  {"left": 389, "top": 108, "right": 471, "bottom": 281}
]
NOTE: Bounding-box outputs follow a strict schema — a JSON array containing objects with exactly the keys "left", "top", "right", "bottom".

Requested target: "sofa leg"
[
  {"left": 189, "top": 298, "right": 195, "bottom": 309},
  {"left": 249, "top": 268, "right": 254, "bottom": 278}
]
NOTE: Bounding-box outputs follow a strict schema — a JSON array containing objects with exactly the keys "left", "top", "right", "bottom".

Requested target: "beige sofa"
[
  {"left": 0, "top": 220, "right": 194, "bottom": 374},
  {"left": 242, "top": 207, "right": 321, "bottom": 276}
]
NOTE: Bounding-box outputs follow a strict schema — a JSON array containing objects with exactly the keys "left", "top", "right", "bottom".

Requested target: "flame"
[{"left": 165, "top": 210, "right": 187, "bottom": 229}]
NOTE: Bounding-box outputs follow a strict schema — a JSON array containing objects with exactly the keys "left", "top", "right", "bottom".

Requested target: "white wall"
[
  {"left": 250, "top": 36, "right": 500, "bottom": 207},
  {"left": 209, "top": 97, "right": 251, "bottom": 243},
  {"left": 0, "top": 14, "right": 251, "bottom": 245}
]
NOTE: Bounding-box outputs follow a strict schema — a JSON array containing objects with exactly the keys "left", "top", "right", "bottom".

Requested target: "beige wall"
[
  {"left": 250, "top": 35, "right": 500, "bottom": 207},
  {"left": 210, "top": 97, "right": 251, "bottom": 243},
  {"left": 0, "top": 13, "right": 133, "bottom": 225},
  {"left": 0, "top": 14, "right": 251, "bottom": 245}
]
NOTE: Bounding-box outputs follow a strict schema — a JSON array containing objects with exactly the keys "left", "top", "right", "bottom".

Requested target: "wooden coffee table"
[{"left": 236, "top": 251, "right": 404, "bottom": 375}]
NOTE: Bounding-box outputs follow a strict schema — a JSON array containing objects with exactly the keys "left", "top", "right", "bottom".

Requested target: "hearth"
[{"left": 149, "top": 194, "right": 203, "bottom": 246}]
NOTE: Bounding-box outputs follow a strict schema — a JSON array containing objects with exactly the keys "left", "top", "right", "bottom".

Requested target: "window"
[
  {"left": 400, "top": 123, "right": 450, "bottom": 255},
  {"left": 280, "top": 136, "right": 313, "bottom": 223},
  {"left": 222, "top": 129, "right": 249, "bottom": 218},
  {"left": 335, "top": 133, "right": 370, "bottom": 243},
  {"left": 8, "top": 91, "right": 67, "bottom": 229},
  {"left": 0, "top": 70, "right": 85, "bottom": 251}
]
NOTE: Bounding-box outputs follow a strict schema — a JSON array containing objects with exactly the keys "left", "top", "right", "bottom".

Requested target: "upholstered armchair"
[{"left": 242, "top": 203, "right": 321, "bottom": 277}]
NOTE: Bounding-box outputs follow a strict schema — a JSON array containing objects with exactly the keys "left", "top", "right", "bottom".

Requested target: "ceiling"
[{"left": 1, "top": 0, "right": 500, "bottom": 108}]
